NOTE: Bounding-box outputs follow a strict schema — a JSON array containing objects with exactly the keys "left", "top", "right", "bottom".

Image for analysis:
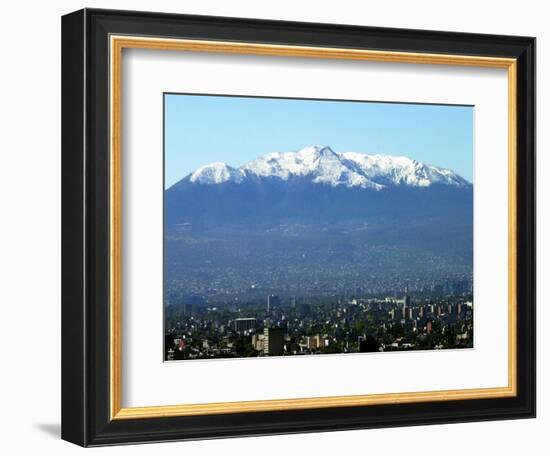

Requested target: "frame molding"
[
  {"left": 62, "top": 8, "right": 535, "bottom": 447},
  {"left": 109, "top": 35, "right": 518, "bottom": 421}
]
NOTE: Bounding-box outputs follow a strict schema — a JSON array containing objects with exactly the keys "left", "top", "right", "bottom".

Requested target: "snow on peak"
[
  {"left": 244, "top": 145, "right": 343, "bottom": 179},
  {"left": 340, "top": 152, "right": 469, "bottom": 188},
  {"left": 189, "top": 162, "right": 244, "bottom": 184},
  {"left": 188, "top": 146, "right": 470, "bottom": 189}
]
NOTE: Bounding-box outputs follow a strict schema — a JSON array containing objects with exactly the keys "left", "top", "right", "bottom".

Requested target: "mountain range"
[
  {"left": 165, "top": 145, "right": 472, "bottom": 232},
  {"left": 164, "top": 145, "right": 473, "bottom": 300},
  {"left": 185, "top": 145, "right": 470, "bottom": 189}
]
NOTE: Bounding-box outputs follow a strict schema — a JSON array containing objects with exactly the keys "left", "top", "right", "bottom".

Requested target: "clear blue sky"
[{"left": 164, "top": 93, "right": 473, "bottom": 188}]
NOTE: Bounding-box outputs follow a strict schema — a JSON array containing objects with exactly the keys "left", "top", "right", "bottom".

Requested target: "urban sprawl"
[{"left": 165, "top": 277, "right": 473, "bottom": 360}]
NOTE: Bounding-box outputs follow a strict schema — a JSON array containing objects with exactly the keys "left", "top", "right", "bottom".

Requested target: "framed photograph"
[{"left": 61, "top": 8, "right": 535, "bottom": 447}]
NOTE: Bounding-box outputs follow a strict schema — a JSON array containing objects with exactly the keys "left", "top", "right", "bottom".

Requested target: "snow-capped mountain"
[
  {"left": 166, "top": 144, "right": 472, "bottom": 235},
  {"left": 165, "top": 146, "right": 472, "bottom": 287},
  {"left": 165, "top": 145, "right": 473, "bottom": 304},
  {"left": 186, "top": 145, "right": 470, "bottom": 190}
]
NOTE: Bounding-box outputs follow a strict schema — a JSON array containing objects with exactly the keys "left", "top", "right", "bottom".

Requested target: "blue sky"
[{"left": 164, "top": 93, "right": 473, "bottom": 188}]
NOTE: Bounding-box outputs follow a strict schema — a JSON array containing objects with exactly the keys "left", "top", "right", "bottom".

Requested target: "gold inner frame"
[{"left": 109, "top": 35, "right": 518, "bottom": 420}]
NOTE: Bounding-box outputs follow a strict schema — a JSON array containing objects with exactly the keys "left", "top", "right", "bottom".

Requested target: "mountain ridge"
[
  {"left": 164, "top": 145, "right": 473, "bottom": 300},
  {"left": 178, "top": 145, "right": 470, "bottom": 190}
]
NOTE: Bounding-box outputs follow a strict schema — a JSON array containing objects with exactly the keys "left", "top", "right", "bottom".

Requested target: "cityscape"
[{"left": 164, "top": 276, "right": 473, "bottom": 360}]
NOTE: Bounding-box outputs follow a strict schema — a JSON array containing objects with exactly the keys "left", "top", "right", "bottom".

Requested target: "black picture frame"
[{"left": 62, "top": 8, "right": 536, "bottom": 447}]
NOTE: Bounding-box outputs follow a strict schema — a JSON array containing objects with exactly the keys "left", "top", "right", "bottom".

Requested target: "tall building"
[
  {"left": 267, "top": 294, "right": 280, "bottom": 312},
  {"left": 231, "top": 317, "right": 256, "bottom": 334},
  {"left": 263, "top": 327, "right": 284, "bottom": 356},
  {"left": 399, "top": 295, "right": 411, "bottom": 319}
]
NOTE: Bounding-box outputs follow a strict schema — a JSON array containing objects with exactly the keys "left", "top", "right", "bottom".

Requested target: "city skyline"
[{"left": 165, "top": 286, "right": 474, "bottom": 361}]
